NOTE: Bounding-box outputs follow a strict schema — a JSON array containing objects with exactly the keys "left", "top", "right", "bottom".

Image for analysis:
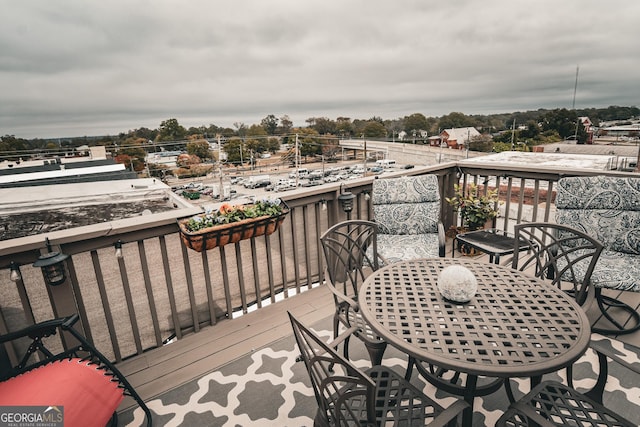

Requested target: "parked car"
[{"left": 274, "top": 182, "right": 296, "bottom": 192}]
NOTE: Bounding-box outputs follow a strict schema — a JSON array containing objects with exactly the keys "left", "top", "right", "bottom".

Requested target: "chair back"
[
  {"left": 320, "top": 220, "right": 379, "bottom": 297},
  {"left": 288, "top": 312, "right": 376, "bottom": 426},
  {"left": 372, "top": 174, "right": 440, "bottom": 235},
  {"left": 512, "top": 223, "right": 604, "bottom": 306}
]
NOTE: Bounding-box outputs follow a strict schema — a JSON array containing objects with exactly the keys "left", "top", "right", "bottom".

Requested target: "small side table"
[{"left": 452, "top": 228, "right": 529, "bottom": 264}]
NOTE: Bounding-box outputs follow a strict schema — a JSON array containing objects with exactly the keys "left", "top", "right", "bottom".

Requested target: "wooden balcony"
[{"left": 1, "top": 160, "right": 639, "bottom": 425}]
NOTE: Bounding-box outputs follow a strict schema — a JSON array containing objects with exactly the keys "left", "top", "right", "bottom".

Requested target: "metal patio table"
[{"left": 358, "top": 257, "right": 591, "bottom": 427}]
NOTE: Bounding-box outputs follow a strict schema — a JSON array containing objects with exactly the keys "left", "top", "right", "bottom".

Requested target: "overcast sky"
[{"left": 2, "top": 1, "right": 639, "bottom": 139}]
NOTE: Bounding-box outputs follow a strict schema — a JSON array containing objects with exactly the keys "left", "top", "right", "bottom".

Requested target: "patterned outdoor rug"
[{"left": 119, "top": 317, "right": 640, "bottom": 426}]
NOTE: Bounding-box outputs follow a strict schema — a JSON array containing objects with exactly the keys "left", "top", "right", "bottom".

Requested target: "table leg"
[{"left": 461, "top": 375, "right": 478, "bottom": 427}]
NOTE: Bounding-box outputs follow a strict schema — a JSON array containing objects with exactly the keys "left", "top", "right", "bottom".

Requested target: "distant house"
[
  {"left": 439, "top": 127, "right": 481, "bottom": 149},
  {"left": 579, "top": 116, "right": 594, "bottom": 144}
]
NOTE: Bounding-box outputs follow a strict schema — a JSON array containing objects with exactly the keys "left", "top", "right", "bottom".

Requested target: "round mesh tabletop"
[{"left": 358, "top": 258, "right": 591, "bottom": 377}]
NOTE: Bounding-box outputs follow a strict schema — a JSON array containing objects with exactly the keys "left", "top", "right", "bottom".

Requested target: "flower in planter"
[
  {"left": 185, "top": 198, "right": 285, "bottom": 232},
  {"left": 446, "top": 183, "right": 500, "bottom": 231}
]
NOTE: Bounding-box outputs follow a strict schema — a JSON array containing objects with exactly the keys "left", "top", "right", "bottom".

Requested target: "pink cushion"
[{"left": 0, "top": 358, "right": 124, "bottom": 427}]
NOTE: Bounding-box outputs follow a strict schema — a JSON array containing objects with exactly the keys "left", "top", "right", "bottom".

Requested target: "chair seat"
[
  {"left": 559, "top": 248, "right": 640, "bottom": 292},
  {"left": 0, "top": 358, "right": 124, "bottom": 427},
  {"left": 377, "top": 233, "right": 441, "bottom": 263},
  {"left": 496, "top": 380, "right": 636, "bottom": 427}
]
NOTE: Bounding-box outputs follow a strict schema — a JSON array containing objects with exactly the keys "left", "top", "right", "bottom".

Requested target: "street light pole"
[
  {"left": 218, "top": 135, "right": 224, "bottom": 199},
  {"left": 362, "top": 134, "right": 367, "bottom": 174}
]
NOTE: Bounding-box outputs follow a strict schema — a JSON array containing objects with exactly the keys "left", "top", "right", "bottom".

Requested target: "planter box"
[{"left": 177, "top": 203, "right": 289, "bottom": 252}]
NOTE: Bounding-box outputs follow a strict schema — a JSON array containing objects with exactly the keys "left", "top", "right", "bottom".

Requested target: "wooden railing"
[{"left": 1, "top": 161, "right": 636, "bottom": 365}]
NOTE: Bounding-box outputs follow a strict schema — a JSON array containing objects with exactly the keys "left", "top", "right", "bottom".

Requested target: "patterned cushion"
[
  {"left": 377, "top": 234, "right": 441, "bottom": 263},
  {"left": 556, "top": 176, "right": 640, "bottom": 255},
  {"left": 591, "top": 250, "right": 640, "bottom": 292},
  {"left": 558, "top": 248, "right": 640, "bottom": 292},
  {"left": 372, "top": 174, "right": 440, "bottom": 205},
  {"left": 373, "top": 203, "right": 439, "bottom": 234}
]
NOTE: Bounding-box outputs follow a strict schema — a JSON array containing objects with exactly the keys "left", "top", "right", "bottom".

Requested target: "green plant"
[
  {"left": 446, "top": 183, "right": 500, "bottom": 230},
  {"left": 185, "top": 198, "right": 285, "bottom": 232}
]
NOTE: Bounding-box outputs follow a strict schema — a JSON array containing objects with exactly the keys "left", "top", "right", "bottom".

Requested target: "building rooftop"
[
  {"left": 0, "top": 178, "right": 193, "bottom": 241},
  {"left": 464, "top": 150, "right": 621, "bottom": 171}
]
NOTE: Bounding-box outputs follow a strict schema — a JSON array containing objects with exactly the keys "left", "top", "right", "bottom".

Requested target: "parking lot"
[{"left": 170, "top": 159, "right": 413, "bottom": 207}]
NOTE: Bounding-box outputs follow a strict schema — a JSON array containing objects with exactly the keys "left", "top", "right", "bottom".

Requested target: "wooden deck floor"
[
  {"left": 117, "top": 283, "right": 336, "bottom": 413},
  {"left": 116, "top": 252, "right": 640, "bottom": 414}
]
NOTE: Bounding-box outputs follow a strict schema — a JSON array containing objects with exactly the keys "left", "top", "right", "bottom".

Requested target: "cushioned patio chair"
[
  {"left": 0, "top": 314, "right": 152, "bottom": 427},
  {"left": 496, "top": 338, "right": 640, "bottom": 427},
  {"left": 371, "top": 174, "right": 445, "bottom": 263},
  {"left": 556, "top": 175, "right": 640, "bottom": 335},
  {"left": 319, "top": 220, "right": 388, "bottom": 366},
  {"left": 288, "top": 312, "right": 469, "bottom": 427}
]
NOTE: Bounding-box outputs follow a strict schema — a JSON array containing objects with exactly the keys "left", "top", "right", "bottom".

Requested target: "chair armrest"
[
  {"left": 324, "top": 272, "right": 358, "bottom": 310},
  {"left": 377, "top": 253, "right": 391, "bottom": 266},
  {"left": 590, "top": 337, "right": 640, "bottom": 375},
  {"left": 0, "top": 315, "right": 78, "bottom": 345},
  {"left": 573, "top": 336, "right": 640, "bottom": 404}
]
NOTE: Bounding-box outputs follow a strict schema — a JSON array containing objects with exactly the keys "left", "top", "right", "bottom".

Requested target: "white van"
[
  {"left": 375, "top": 159, "right": 396, "bottom": 168},
  {"left": 288, "top": 168, "right": 309, "bottom": 178}
]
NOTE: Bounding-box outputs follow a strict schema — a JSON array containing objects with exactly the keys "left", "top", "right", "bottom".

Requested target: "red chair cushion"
[{"left": 0, "top": 358, "right": 124, "bottom": 427}]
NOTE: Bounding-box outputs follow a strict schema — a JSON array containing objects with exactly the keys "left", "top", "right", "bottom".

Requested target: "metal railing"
[{"left": 1, "top": 161, "right": 636, "bottom": 365}]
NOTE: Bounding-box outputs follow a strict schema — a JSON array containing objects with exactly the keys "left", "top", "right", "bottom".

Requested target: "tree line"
[{"left": 2, "top": 105, "right": 638, "bottom": 170}]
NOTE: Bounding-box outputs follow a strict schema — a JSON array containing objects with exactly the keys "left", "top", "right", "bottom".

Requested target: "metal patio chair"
[
  {"left": 0, "top": 314, "right": 152, "bottom": 427},
  {"left": 496, "top": 339, "right": 640, "bottom": 427},
  {"left": 289, "top": 312, "right": 468, "bottom": 427},
  {"left": 556, "top": 175, "right": 640, "bottom": 335},
  {"left": 511, "top": 222, "right": 604, "bottom": 308},
  {"left": 319, "top": 220, "right": 388, "bottom": 366}
]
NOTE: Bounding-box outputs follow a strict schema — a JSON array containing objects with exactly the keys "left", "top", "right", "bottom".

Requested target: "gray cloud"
[{"left": 1, "top": 0, "right": 639, "bottom": 138}]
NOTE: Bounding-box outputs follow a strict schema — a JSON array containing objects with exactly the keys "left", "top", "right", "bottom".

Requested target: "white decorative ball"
[{"left": 437, "top": 265, "right": 478, "bottom": 303}]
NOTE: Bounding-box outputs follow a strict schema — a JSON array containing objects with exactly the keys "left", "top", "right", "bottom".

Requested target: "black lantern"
[
  {"left": 338, "top": 191, "right": 356, "bottom": 219},
  {"left": 33, "top": 238, "right": 69, "bottom": 286},
  {"left": 9, "top": 261, "right": 22, "bottom": 282},
  {"left": 114, "top": 240, "right": 123, "bottom": 259}
]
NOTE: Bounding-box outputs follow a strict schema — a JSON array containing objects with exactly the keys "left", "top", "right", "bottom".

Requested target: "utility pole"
[
  {"left": 218, "top": 135, "right": 223, "bottom": 199},
  {"left": 572, "top": 65, "right": 579, "bottom": 110},
  {"left": 362, "top": 134, "right": 367, "bottom": 173},
  {"left": 572, "top": 65, "right": 580, "bottom": 143},
  {"left": 295, "top": 134, "right": 299, "bottom": 188},
  {"left": 511, "top": 119, "right": 516, "bottom": 150}
]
